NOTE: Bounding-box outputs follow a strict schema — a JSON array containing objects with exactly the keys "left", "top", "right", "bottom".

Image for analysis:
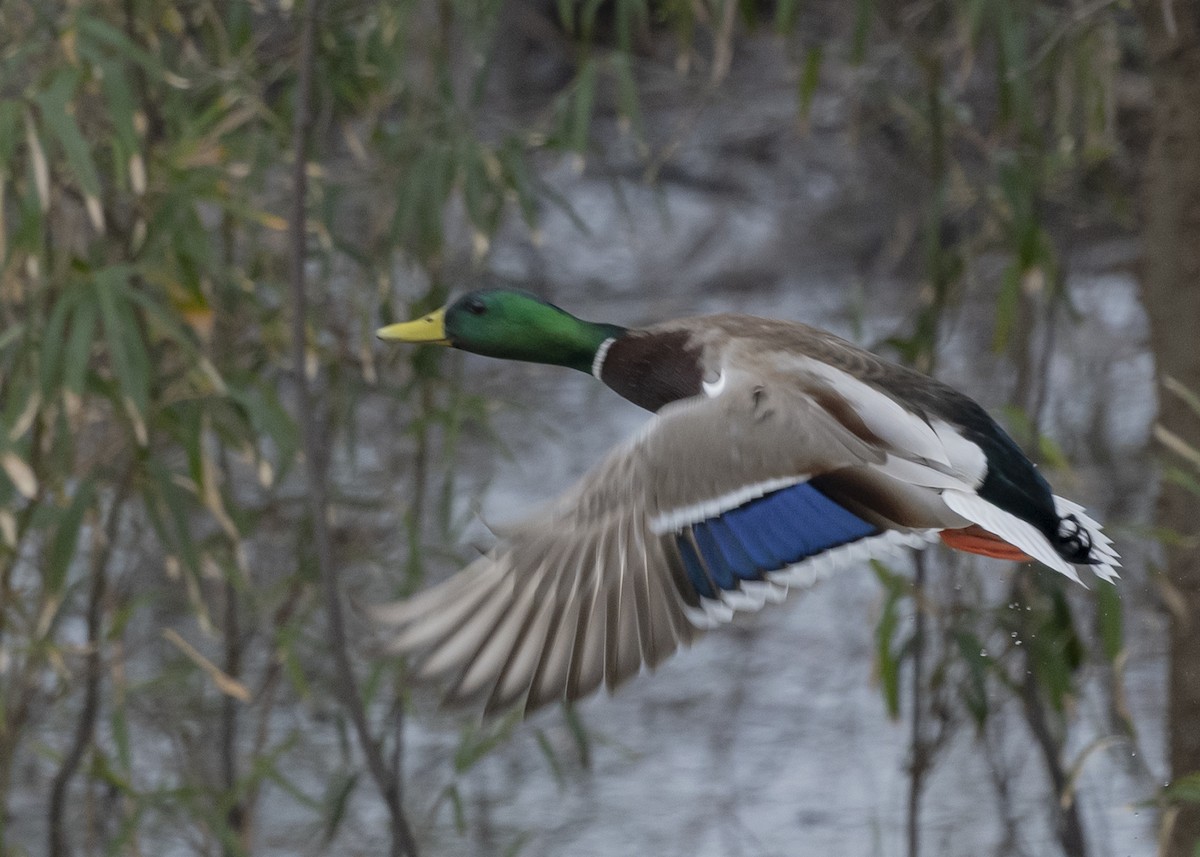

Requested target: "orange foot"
[{"left": 939, "top": 524, "right": 1034, "bottom": 562}]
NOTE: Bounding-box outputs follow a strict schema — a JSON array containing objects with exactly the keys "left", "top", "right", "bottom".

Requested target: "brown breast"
[{"left": 598, "top": 330, "right": 705, "bottom": 412}]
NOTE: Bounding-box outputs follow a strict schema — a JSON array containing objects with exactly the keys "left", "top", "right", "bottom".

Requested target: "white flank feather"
[
  {"left": 795, "top": 359, "right": 955, "bottom": 468},
  {"left": 930, "top": 420, "right": 989, "bottom": 485},
  {"left": 872, "top": 455, "right": 964, "bottom": 491}
]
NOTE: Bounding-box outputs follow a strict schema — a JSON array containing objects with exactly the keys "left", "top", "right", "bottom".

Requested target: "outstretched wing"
[{"left": 370, "top": 373, "right": 929, "bottom": 716}]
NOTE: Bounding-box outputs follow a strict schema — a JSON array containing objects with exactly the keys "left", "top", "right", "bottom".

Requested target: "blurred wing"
[{"left": 371, "top": 374, "right": 915, "bottom": 716}]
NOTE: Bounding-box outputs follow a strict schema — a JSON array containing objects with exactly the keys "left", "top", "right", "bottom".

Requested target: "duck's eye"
[{"left": 463, "top": 298, "right": 487, "bottom": 316}]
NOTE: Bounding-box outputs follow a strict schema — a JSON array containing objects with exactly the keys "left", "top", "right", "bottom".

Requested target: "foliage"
[
  {"left": 1156, "top": 378, "right": 1200, "bottom": 847},
  {"left": 0, "top": 0, "right": 547, "bottom": 852}
]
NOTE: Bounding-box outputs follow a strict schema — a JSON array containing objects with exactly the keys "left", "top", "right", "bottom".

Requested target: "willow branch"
[
  {"left": 287, "top": 1, "right": 418, "bottom": 853},
  {"left": 47, "top": 468, "right": 133, "bottom": 857}
]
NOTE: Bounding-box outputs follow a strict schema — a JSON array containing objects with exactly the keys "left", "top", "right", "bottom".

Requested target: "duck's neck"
[{"left": 552, "top": 320, "right": 627, "bottom": 375}]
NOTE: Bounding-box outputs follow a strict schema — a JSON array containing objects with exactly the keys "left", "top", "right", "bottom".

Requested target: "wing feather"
[{"left": 373, "top": 369, "right": 1002, "bottom": 716}]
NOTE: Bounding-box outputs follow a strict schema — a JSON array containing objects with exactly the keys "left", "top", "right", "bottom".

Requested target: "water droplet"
[
  {"left": 1015, "top": 640, "right": 1022, "bottom": 645},
  {"left": 980, "top": 650, "right": 988, "bottom": 657}
]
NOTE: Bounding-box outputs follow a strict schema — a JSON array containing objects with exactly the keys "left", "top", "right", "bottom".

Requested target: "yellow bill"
[{"left": 376, "top": 307, "right": 449, "bottom": 344}]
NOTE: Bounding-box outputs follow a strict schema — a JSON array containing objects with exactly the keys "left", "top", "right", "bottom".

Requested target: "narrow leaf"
[
  {"left": 0, "top": 452, "right": 37, "bottom": 499},
  {"left": 570, "top": 59, "right": 597, "bottom": 155},
  {"left": 798, "top": 46, "right": 823, "bottom": 118},
  {"left": 24, "top": 109, "right": 49, "bottom": 212},
  {"left": 1095, "top": 579, "right": 1123, "bottom": 663},
  {"left": 45, "top": 480, "right": 96, "bottom": 593},
  {"left": 162, "top": 628, "right": 252, "bottom": 701},
  {"left": 35, "top": 68, "right": 103, "bottom": 197}
]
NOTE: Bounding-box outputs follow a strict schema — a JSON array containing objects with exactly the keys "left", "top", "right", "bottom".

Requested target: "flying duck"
[{"left": 372, "top": 289, "right": 1119, "bottom": 717}]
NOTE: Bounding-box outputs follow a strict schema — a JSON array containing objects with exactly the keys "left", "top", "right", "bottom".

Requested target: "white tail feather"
[{"left": 943, "top": 490, "right": 1120, "bottom": 585}]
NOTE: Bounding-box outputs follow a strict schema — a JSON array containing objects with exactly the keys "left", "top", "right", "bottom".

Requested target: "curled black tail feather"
[{"left": 1055, "top": 514, "right": 1094, "bottom": 564}]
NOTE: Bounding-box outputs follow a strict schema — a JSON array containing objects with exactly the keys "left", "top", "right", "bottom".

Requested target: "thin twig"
[
  {"left": 1016, "top": 611, "right": 1089, "bottom": 857},
  {"left": 1021, "top": 0, "right": 1121, "bottom": 75},
  {"left": 287, "top": 0, "right": 418, "bottom": 853},
  {"left": 220, "top": 570, "right": 243, "bottom": 851},
  {"left": 907, "top": 552, "right": 928, "bottom": 857},
  {"left": 1010, "top": 285, "right": 1089, "bottom": 857},
  {"left": 47, "top": 469, "right": 133, "bottom": 857},
  {"left": 904, "top": 52, "right": 953, "bottom": 857}
]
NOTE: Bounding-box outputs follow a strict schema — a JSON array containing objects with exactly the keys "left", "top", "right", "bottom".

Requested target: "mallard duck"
[{"left": 373, "top": 289, "right": 1118, "bottom": 716}]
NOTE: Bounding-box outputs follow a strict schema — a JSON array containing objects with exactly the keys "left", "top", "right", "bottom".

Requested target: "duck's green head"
[{"left": 377, "top": 289, "right": 626, "bottom": 374}]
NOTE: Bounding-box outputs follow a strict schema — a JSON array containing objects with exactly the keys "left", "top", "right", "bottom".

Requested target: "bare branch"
[{"left": 47, "top": 469, "right": 133, "bottom": 857}]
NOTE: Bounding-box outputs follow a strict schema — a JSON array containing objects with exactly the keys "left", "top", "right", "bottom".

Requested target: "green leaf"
[
  {"left": 570, "top": 59, "right": 597, "bottom": 154},
  {"left": 98, "top": 60, "right": 139, "bottom": 160},
  {"left": 872, "top": 560, "right": 907, "bottom": 718},
  {"left": 145, "top": 458, "right": 202, "bottom": 576},
  {"left": 444, "top": 783, "right": 467, "bottom": 833},
  {"left": 0, "top": 320, "right": 23, "bottom": 354},
  {"left": 103, "top": 804, "right": 147, "bottom": 857},
  {"left": 1095, "top": 581, "right": 1122, "bottom": 663},
  {"left": 228, "top": 384, "right": 299, "bottom": 480},
  {"left": 614, "top": 0, "right": 646, "bottom": 54},
  {"left": 110, "top": 705, "right": 132, "bottom": 773},
  {"left": 1164, "top": 466, "right": 1200, "bottom": 497},
  {"left": 534, "top": 729, "right": 565, "bottom": 785},
  {"left": 613, "top": 53, "right": 643, "bottom": 136},
  {"left": 580, "top": 0, "right": 605, "bottom": 42},
  {"left": 953, "top": 630, "right": 991, "bottom": 727},
  {"left": 45, "top": 480, "right": 96, "bottom": 594},
  {"left": 63, "top": 296, "right": 98, "bottom": 396},
  {"left": 774, "top": 0, "right": 801, "bottom": 33},
  {"left": 0, "top": 99, "right": 23, "bottom": 170},
  {"left": 1036, "top": 433, "right": 1070, "bottom": 470},
  {"left": 562, "top": 701, "right": 591, "bottom": 768},
  {"left": 40, "top": 286, "right": 78, "bottom": 394},
  {"left": 1025, "top": 579, "right": 1083, "bottom": 711},
  {"left": 556, "top": 0, "right": 576, "bottom": 35},
  {"left": 503, "top": 833, "right": 533, "bottom": 857},
  {"left": 34, "top": 68, "right": 102, "bottom": 198},
  {"left": 798, "top": 46, "right": 823, "bottom": 119},
  {"left": 95, "top": 266, "right": 151, "bottom": 427},
  {"left": 462, "top": 144, "right": 499, "bottom": 233},
  {"left": 498, "top": 139, "right": 538, "bottom": 228},
  {"left": 1164, "top": 377, "right": 1200, "bottom": 421},
  {"left": 453, "top": 712, "right": 520, "bottom": 773},
  {"left": 992, "top": 264, "right": 1021, "bottom": 352},
  {"left": 1165, "top": 772, "right": 1200, "bottom": 805},
  {"left": 852, "top": 0, "right": 873, "bottom": 63},
  {"left": 74, "top": 14, "right": 166, "bottom": 77},
  {"left": 320, "top": 771, "right": 359, "bottom": 845}
]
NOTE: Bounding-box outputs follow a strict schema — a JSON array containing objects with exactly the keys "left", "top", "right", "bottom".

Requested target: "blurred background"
[{"left": 1, "top": 0, "right": 1199, "bottom": 855}]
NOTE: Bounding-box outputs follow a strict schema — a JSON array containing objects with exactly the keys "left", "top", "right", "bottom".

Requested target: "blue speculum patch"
[{"left": 674, "top": 482, "right": 879, "bottom": 597}]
